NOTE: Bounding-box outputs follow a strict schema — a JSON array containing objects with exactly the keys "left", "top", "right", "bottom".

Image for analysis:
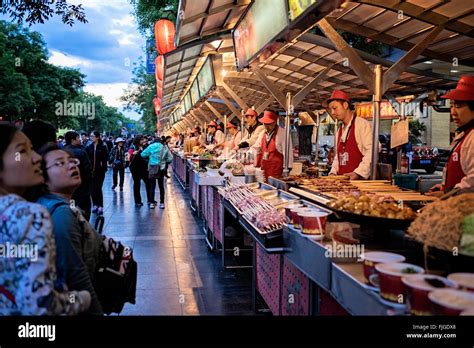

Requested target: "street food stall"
[{"left": 160, "top": 0, "right": 474, "bottom": 316}]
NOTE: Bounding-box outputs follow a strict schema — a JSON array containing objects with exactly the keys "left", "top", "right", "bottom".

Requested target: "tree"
[
  {"left": 0, "top": 0, "right": 87, "bottom": 26},
  {"left": 129, "top": 0, "right": 178, "bottom": 36},
  {"left": 0, "top": 20, "right": 85, "bottom": 125},
  {"left": 121, "top": 57, "right": 157, "bottom": 132}
]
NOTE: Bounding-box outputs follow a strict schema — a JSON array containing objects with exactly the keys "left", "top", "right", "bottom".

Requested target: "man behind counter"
[{"left": 327, "top": 90, "right": 373, "bottom": 180}]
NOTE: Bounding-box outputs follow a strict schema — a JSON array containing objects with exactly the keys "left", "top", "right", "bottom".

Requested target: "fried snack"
[
  {"left": 407, "top": 193, "right": 474, "bottom": 252},
  {"left": 328, "top": 193, "right": 416, "bottom": 220}
]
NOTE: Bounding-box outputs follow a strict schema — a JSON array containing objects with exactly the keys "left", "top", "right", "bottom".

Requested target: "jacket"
[
  {"left": 37, "top": 193, "right": 103, "bottom": 315},
  {"left": 0, "top": 194, "right": 91, "bottom": 315},
  {"left": 128, "top": 144, "right": 149, "bottom": 174},
  {"left": 85, "top": 142, "right": 108, "bottom": 175},
  {"left": 141, "top": 142, "right": 172, "bottom": 170},
  {"left": 64, "top": 144, "right": 92, "bottom": 198},
  {"left": 108, "top": 146, "right": 126, "bottom": 165}
]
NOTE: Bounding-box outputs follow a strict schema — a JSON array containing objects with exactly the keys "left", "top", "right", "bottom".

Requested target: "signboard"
[
  {"left": 197, "top": 57, "right": 215, "bottom": 97},
  {"left": 146, "top": 40, "right": 156, "bottom": 75},
  {"left": 233, "top": 0, "right": 288, "bottom": 71},
  {"left": 390, "top": 118, "right": 409, "bottom": 149},
  {"left": 289, "top": 0, "right": 318, "bottom": 21},
  {"left": 356, "top": 101, "right": 400, "bottom": 119}
]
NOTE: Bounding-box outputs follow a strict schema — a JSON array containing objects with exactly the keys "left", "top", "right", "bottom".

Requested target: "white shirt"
[
  {"left": 448, "top": 130, "right": 474, "bottom": 192},
  {"left": 329, "top": 116, "right": 373, "bottom": 179},
  {"left": 213, "top": 129, "right": 225, "bottom": 145},
  {"left": 254, "top": 126, "right": 294, "bottom": 168},
  {"left": 225, "top": 131, "right": 242, "bottom": 150},
  {"left": 239, "top": 124, "right": 266, "bottom": 148}
]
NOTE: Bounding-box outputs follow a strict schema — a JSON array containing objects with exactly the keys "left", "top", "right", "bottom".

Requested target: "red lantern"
[
  {"left": 156, "top": 85, "right": 163, "bottom": 99},
  {"left": 154, "top": 19, "right": 176, "bottom": 55},
  {"left": 156, "top": 78, "right": 162, "bottom": 89},
  {"left": 153, "top": 98, "right": 161, "bottom": 115},
  {"left": 155, "top": 55, "right": 164, "bottom": 81}
]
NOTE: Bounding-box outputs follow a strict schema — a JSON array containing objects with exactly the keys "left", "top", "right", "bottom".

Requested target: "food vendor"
[
  {"left": 428, "top": 75, "right": 474, "bottom": 195},
  {"left": 254, "top": 110, "right": 293, "bottom": 180},
  {"left": 327, "top": 90, "right": 373, "bottom": 180},
  {"left": 235, "top": 108, "right": 266, "bottom": 150},
  {"left": 224, "top": 121, "right": 242, "bottom": 150},
  {"left": 206, "top": 121, "right": 225, "bottom": 147}
]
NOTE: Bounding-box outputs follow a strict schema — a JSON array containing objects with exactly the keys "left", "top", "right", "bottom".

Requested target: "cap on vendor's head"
[
  {"left": 259, "top": 110, "right": 278, "bottom": 124},
  {"left": 245, "top": 108, "right": 258, "bottom": 117},
  {"left": 441, "top": 75, "right": 474, "bottom": 101},
  {"left": 208, "top": 121, "right": 217, "bottom": 128},
  {"left": 225, "top": 121, "right": 238, "bottom": 129},
  {"left": 326, "top": 89, "right": 351, "bottom": 104}
]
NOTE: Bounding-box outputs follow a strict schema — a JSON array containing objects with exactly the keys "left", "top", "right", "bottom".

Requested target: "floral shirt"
[{"left": 0, "top": 194, "right": 89, "bottom": 315}]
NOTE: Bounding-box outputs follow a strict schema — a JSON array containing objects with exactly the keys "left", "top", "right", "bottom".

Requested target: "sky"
[{"left": 6, "top": 0, "right": 145, "bottom": 121}]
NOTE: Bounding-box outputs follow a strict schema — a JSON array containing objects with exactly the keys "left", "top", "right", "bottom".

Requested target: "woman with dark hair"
[
  {"left": 128, "top": 135, "right": 152, "bottom": 207},
  {"left": 22, "top": 119, "right": 57, "bottom": 151},
  {"left": 0, "top": 125, "right": 91, "bottom": 315},
  {"left": 32, "top": 143, "right": 103, "bottom": 315},
  {"left": 86, "top": 131, "right": 108, "bottom": 215}
]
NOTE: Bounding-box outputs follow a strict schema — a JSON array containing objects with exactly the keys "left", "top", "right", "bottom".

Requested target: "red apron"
[
  {"left": 444, "top": 128, "right": 472, "bottom": 191},
  {"left": 336, "top": 117, "right": 363, "bottom": 175},
  {"left": 260, "top": 127, "right": 284, "bottom": 180}
]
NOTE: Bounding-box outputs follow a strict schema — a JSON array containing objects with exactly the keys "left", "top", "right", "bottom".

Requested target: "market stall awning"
[
  {"left": 328, "top": 0, "right": 474, "bottom": 66},
  {"left": 175, "top": 0, "right": 251, "bottom": 46}
]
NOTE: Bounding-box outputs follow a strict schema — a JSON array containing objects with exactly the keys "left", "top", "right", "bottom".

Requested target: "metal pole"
[
  {"left": 284, "top": 93, "right": 292, "bottom": 177},
  {"left": 370, "top": 64, "right": 383, "bottom": 180},
  {"left": 314, "top": 112, "right": 320, "bottom": 163},
  {"left": 224, "top": 114, "right": 227, "bottom": 138},
  {"left": 396, "top": 101, "right": 406, "bottom": 173}
]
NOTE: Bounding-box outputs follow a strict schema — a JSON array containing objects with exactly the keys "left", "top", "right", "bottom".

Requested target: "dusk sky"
[{"left": 4, "top": 0, "right": 146, "bottom": 120}]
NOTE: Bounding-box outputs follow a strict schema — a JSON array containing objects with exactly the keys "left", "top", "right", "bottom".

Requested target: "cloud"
[{"left": 84, "top": 83, "right": 130, "bottom": 108}]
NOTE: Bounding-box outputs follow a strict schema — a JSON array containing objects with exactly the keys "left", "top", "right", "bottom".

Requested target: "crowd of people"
[{"left": 0, "top": 120, "right": 172, "bottom": 315}]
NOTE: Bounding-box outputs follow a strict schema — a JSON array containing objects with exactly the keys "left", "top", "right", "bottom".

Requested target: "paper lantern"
[
  {"left": 155, "top": 55, "right": 164, "bottom": 81},
  {"left": 153, "top": 98, "right": 161, "bottom": 116},
  {"left": 154, "top": 19, "right": 176, "bottom": 55},
  {"left": 156, "top": 85, "right": 163, "bottom": 99},
  {"left": 156, "top": 78, "right": 162, "bottom": 89}
]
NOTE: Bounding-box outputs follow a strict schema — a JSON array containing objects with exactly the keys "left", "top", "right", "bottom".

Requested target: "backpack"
[
  {"left": 94, "top": 236, "right": 137, "bottom": 314},
  {"left": 48, "top": 201, "right": 137, "bottom": 314}
]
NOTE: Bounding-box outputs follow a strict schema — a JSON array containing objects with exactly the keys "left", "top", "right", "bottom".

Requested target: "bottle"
[{"left": 401, "top": 153, "right": 409, "bottom": 174}]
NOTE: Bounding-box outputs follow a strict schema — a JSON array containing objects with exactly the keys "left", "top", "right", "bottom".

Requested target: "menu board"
[
  {"left": 288, "top": 0, "right": 318, "bottom": 21},
  {"left": 197, "top": 57, "right": 214, "bottom": 97},
  {"left": 190, "top": 79, "right": 200, "bottom": 105},
  {"left": 233, "top": 0, "right": 288, "bottom": 71}
]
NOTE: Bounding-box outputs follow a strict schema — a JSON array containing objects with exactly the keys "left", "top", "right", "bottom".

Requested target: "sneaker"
[
  {"left": 135, "top": 203, "right": 143, "bottom": 207},
  {"left": 97, "top": 207, "right": 103, "bottom": 215},
  {"left": 153, "top": 200, "right": 158, "bottom": 204},
  {"left": 92, "top": 206, "right": 98, "bottom": 214},
  {"left": 149, "top": 203, "right": 155, "bottom": 209},
  {"left": 159, "top": 203, "right": 165, "bottom": 209},
  {"left": 111, "top": 185, "right": 116, "bottom": 190},
  {"left": 120, "top": 187, "right": 124, "bottom": 192}
]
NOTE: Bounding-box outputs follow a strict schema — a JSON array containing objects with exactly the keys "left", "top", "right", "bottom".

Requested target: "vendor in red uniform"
[
  {"left": 255, "top": 110, "right": 293, "bottom": 181},
  {"left": 428, "top": 75, "right": 474, "bottom": 195},
  {"left": 327, "top": 90, "right": 373, "bottom": 180}
]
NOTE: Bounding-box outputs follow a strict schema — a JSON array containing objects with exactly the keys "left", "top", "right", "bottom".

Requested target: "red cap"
[
  {"left": 259, "top": 110, "right": 278, "bottom": 124},
  {"left": 441, "top": 75, "right": 474, "bottom": 101},
  {"left": 326, "top": 89, "right": 350, "bottom": 104},
  {"left": 245, "top": 108, "right": 258, "bottom": 117},
  {"left": 208, "top": 121, "right": 217, "bottom": 127},
  {"left": 225, "top": 122, "right": 237, "bottom": 129}
]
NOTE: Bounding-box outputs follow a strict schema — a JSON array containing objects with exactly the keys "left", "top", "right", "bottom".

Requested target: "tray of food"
[{"left": 327, "top": 193, "right": 417, "bottom": 230}]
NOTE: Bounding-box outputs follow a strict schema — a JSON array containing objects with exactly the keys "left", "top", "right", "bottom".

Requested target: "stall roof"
[
  {"left": 163, "top": 0, "right": 473, "bottom": 126},
  {"left": 176, "top": 0, "right": 251, "bottom": 46},
  {"left": 328, "top": 0, "right": 474, "bottom": 66}
]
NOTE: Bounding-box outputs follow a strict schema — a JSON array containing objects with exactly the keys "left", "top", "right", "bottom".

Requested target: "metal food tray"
[
  {"left": 267, "top": 177, "right": 297, "bottom": 191},
  {"left": 239, "top": 215, "right": 284, "bottom": 250}
]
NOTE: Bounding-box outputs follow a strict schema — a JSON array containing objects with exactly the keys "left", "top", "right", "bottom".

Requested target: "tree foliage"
[
  {"left": 0, "top": 20, "right": 136, "bottom": 135},
  {"left": 129, "top": 0, "right": 178, "bottom": 36},
  {"left": 0, "top": 0, "right": 87, "bottom": 26}
]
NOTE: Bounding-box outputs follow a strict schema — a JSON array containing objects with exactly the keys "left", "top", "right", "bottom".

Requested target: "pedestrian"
[
  {"left": 0, "top": 124, "right": 91, "bottom": 315},
  {"left": 22, "top": 119, "right": 57, "bottom": 151},
  {"left": 141, "top": 137, "right": 172, "bottom": 209},
  {"left": 85, "top": 131, "right": 108, "bottom": 215},
  {"left": 32, "top": 143, "right": 104, "bottom": 315},
  {"left": 128, "top": 135, "right": 152, "bottom": 207},
  {"left": 81, "top": 132, "right": 92, "bottom": 148},
  {"left": 108, "top": 137, "right": 126, "bottom": 191},
  {"left": 57, "top": 135, "right": 65, "bottom": 148},
  {"left": 64, "top": 131, "right": 93, "bottom": 221}
]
